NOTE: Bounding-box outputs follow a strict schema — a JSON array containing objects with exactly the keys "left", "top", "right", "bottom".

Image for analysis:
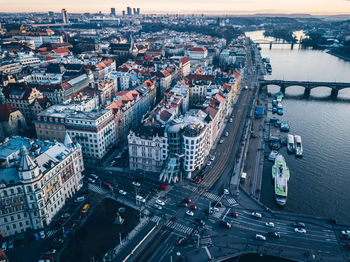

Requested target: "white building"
[
  {"left": 65, "top": 109, "right": 116, "bottom": 163},
  {"left": 0, "top": 135, "right": 84, "bottom": 237}
]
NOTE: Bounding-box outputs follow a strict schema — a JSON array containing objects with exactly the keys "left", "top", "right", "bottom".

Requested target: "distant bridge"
[
  {"left": 259, "top": 79, "right": 350, "bottom": 97},
  {"left": 31, "top": 23, "right": 69, "bottom": 28}
]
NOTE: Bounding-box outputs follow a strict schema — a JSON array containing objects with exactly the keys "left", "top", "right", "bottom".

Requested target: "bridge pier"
[
  {"left": 280, "top": 86, "right": 286, "bottom": 93},
  {"left": 304, "top": 88, "right": 311, "bottom": 97},
  {"left": 331, "top": 89, "right": 338, "bottom": 98},
  {"left": 269, "top": 42, "right": 272, "bottom": 49}
]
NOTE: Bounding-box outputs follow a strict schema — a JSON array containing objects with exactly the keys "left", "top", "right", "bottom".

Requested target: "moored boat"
[
  {"left": 287, "top": 134, "right": 295, "bottom": 153},
  {"left": 280, "top": 122, "right": 290, "bottom": 132},
  {"left": 276, "top": 91, "right": 284, "bottom": 102},
  {"left": 294, "top": 135, "right": 303, "bottom": 157},
  {"left": 272, "top": 154, "right": 290, "bottom": 206}
]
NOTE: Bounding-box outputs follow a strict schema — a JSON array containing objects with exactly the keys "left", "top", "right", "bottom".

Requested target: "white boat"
[
  {"left": 294, "top": 135, "right": 303, "bottom": 157},
  {"left": 287, "top": 134, "right": 295, "bottom": 153},
  {"left": 272, "top": 154, "right": 290, "bottom": 206},
  {"left": 268, "top": 150, "right": 279, "bottom": 161}
]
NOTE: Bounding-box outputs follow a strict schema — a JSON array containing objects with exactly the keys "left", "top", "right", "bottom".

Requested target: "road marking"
[
  {"left": 165, "top": 221, "right": 194, "bottom": 235},
  {"left": 226, "top": 198, "right": 237, "bottom": 206},
  {"left": 150, "top": 216, "right": 162, "bottom": 223},
  {"left": 203, "top": 192, "right": 221, "bottom": 202}
]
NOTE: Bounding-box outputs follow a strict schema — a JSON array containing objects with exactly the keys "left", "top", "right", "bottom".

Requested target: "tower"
[
  {"left": 127, "top": 6, "right": 132, "bottom": 16},
  {"left": 62, "top": 8, "right": 69, "bottom": 24},
  {"left": 111, "top": 7, "right": 116, "bottom": 16}
]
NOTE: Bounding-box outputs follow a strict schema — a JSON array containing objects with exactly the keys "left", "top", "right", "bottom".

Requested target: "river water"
[{"left": 246, "top": 31, "right": 350, "bottom": 224}]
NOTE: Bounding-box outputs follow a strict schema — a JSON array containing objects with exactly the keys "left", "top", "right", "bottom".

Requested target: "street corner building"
[{"left": 0, "top": 133, "right": 84, "bottom": 237}]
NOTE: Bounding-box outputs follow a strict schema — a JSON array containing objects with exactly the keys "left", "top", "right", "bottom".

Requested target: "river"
[{"left": 246, "top": 30, "right": 350, "bottom": 224}]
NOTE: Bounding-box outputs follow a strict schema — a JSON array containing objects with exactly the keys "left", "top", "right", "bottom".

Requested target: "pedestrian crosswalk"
[
  {"left": 200, "top": 237, "right": 212, "bottom": 246},
  {"left": 226, "top": 197, "right": 238, "bottom": 206},
  {"left": 88, "top": 184, "right": 108, "bottom": 195},
  {"left": 150, "top": 215, "right": 162, "bottom": 224},
  {"left": 203, "top": 192, "right": 221, "bottom": 202},
  {"left": 165, "top": 221, "right": 194, "bottom": 235},
  {"left": 46, "top": 229, "right": 58, "bottom": 238}
]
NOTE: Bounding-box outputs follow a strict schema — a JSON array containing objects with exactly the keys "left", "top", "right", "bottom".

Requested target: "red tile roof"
[
  {"left": 0, "top": 102, "right": 17, "bottom": 121},
  {"left": 190, "top": 47, "right": 207, "bottom": 52}
]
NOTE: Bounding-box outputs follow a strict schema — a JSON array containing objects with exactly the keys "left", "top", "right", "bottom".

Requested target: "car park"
[
  {"left": 189, "top": 205, "right": 198, "bottom": 210},
  {"left": 186, "top": 210, "right": 194, "bottom": 216},
  {"left": 268, "top": 232, "right": 281, "bottom": 238},
  {"left": 255, "top": 234, "right": 266, "bottom": 241},
  {"left": 39, "top": 231, "right": 46, "bottom": 239},
  {"left": 119, "top": 190, "right": 127, "bottom": 195},
  {"left": 136, "top": 195, "right": 146, "bottom": 203},
  {"left": 229, "top": 212, "right": 238, "bottom": 218},
  {"left": 294, "top": 227, "right": 306, "bottom": 233},
  {"left": 153, "top": 204, "right": 162, "bottom": 210},
  {"left": 265, "top": 222, "right": 275, "bottom": 228},
  {"left": 156, "top": 199, "right": 165, "bottom": 206},
  {"left": 219, "top": 221, "right": 231, "bottom": 228},
  {"left": 132, "top": 181, "right": 141, "bottom": 187},
  {"left": 251, "top": 212, "right": 262, "bottom": 218}
]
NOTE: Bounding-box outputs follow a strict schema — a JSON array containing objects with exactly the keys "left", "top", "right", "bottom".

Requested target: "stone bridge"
[{"left": 259, "top": 79, "right": 350, "bottom": 97}]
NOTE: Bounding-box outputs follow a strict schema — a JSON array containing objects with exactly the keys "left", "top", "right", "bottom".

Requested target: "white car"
[
  {"left": 229, "top": 118, "right": 233, "bottom": 123},
  {"left": 251, "top": 212, "right": 262, "bottom": 218},
  {"left": 186, "top": 210, "right": 194, "bottom": 216},
  {"left": 207, "top": 161, "right": 212, "bottom": 166},
  {"left": 219, "top": 139, "right": 224, "bottom": 144},
  {"left": 255, "top": 234, "right": 266, "bottom": 241},
  {"left": 225, "top": 131, "right": 229, "bottom": 137},
  {"left": 265, "top": 222, "right": 275, "bottom": 228},
  {"left": 39, "top": 230, "right": 46, "bottom": 239},
  {"left": 210, "top": 155, "right": 215, "bottom": 161},
  {"left": 153, "top": 204, "right": 162, "bottom": 210},
  {"left": 119, "top": 190, "right": 127, "bottom": 195},
  {"left": 1, "top": 242, "right": 7, "bottom": 251},
  {"left": 87, "top": 178, "right": 95, "bottom": 184},
  {"left": 90, "top": 174, "right": 98, "bottom": 180},
  {"left": 294, "top": 228, "right": 306, "bottom": 234},
  {"left": 132, "top": 181, "right": 141, "bottom": 187},
  {"left": 341, "top": 230, "right": 350, "bottom": 236},
  {"left": 136, "top": 195, "right": 146, "bottom": 203},
  {"left": 61, "top": 213, "right": 70, "bottom": 219},
  {"left": 156, "top": 199, "right": 165, "bottom": 206}
]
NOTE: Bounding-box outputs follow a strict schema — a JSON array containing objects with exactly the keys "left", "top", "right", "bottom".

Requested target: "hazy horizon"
[{"left": 1, "top": 0, "right": 350, "bottom": 15}]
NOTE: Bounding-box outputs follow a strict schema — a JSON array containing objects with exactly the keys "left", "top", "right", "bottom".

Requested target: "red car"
[
  {"left": 103, "top": 182, "right": 113, "bottom": 190},
  {"left": 189, "top": 205, "right": 197, "bottom": 210},
  {"left": 160, "top": 184, "right": 167, "bottom": 191},
  {"left": 195, "top": 178, "right": 202, "bottom": 184},
  {"left": 58, "top": 217, "right": 66, "bottom": 224},
  {"left": 345, "top": 243, "right": 350, "bottom": 248},
  {"left": 229, "top": 212, "right": 238, "bottom": 218},
  {"left": 184, "top": 198, "right": 191, "bottom": 203}
]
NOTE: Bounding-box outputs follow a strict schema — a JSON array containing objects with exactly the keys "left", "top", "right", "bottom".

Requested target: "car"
[
  {"left": 184, "top": 198, "right": 191, "bottom": 203},
  {"left": 186, "top": 210, "right": 194, "bottom": 216},
  {"left": 255, "top": 234, "right": 266, "bottom": 241},
  {"left": 293, "top": 222, "right": 305, "bottom": 228},
  {"left": 156, "top": 199, "right": 165, "bottom": 206},
  {"left": 119, "top": 190, "right": 127, "bottom": 195},
  {"left": 7, "top": 240, "right": 13, "bottom": 249},
  {"left": 178, "top": 202, "right": 188, "bottom": 207},
  {"left": 265, "top": 222, "right": 275, "bottom": 228},
  {"left": 268, "top": 231, "right": 281, "bottom": 238},
  {"left": 75, "top": 196, "right": 85, "bottom": 202},
  {"left": 44, "top": 249, "right": 57, "bottom": 255},
  {"left": 229, "top": 212, "right": 238, "bottom": 218},
  {"left": 61, "top": 213, "right": 70, "bottom": 218},
  {"left": 58, "top": 217, "right": 66, "bottom": 224},
  {"left": 294, "top": 227, "right": 307, "bottom": 233},
  {"left": 219, "top": 220, "right": 231, "bottom": 228},
  {"left": 223, "top": 189, "right": 229, "bottom": 195},
  {"left": 103, "top": 182, "right": 113, "bottom": 190},
  {"left": 341, "top": 230, "right": 350, "bottom": 237},
  {"left": 153, "top": 204, "right": 162, "bottom": 210},
  {"left": 225, "top": 131, "right": 229, "bottom": 137},
  {"left": 195, "top": 178, "right": 202, "bottom": 184},
  {"left": 251, "top": 212, "right": 262, "bottom": 218},
  {"left": 160, "top": 184, "right": 167, "bottom": 190},
  {"left": 132, "top": 181, "right": 141, "bottom": 187},
  {"left": 345, "top": 243, "right": 350, "bottom": 249},
  {"left": 219, "top": 139, "right": 224, "bottom": 144},
  {"left": 210, "top": 207, "right": 219, "bottom": 213},
  {"left": 175, "top": 237, "right": 185, "bottom": 246},
  {"left": 90, "top": 174, "right": 98, "bottom": 180},
  {"left": 210, "top": 155, "right": 215, "bottom": 161},
  {"left": 207, "top": 161, "right": 212, "bottom": 166},
  {"left": 229, "top": 118, "right": 233, "bottom": 123},
  {"left": 39, "top": 231, "right": 46, "bottom": 239},
  {"left": 189, "top": 205, "right": 198, "bottom": 210},
  {"left": 87, "top": 178, "right": 96, "bottom": 184},
  {"left": 136, "top": 195, "right": 146, "bottom": 203},
  {"left": 195, "top": 218, "right": 206, "bottom": 226},
  {"left": 1, "top": 241, "right": 7, "bottom": 251}
]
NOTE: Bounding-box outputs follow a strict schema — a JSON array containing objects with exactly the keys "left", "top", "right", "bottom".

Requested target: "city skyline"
[{"left": 1, "top": 0, "right": 350, "bottom": 15}]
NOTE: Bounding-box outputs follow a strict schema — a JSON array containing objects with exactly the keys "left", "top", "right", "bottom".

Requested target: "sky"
[{"left": 1, "top": 0, "right": 350, "bottom": 15}]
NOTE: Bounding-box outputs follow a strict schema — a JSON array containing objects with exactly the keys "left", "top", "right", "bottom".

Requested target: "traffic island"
[{"left": 60, "top": 198, "right": 139, "bottom": 262}]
